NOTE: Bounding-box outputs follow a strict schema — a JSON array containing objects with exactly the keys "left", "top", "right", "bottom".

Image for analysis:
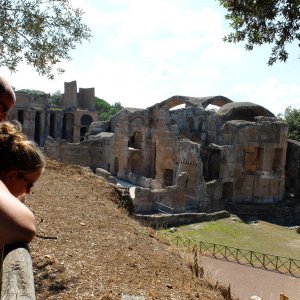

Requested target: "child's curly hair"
[{"left": 0, "top": 122, "right": 46, "bottom": 173}]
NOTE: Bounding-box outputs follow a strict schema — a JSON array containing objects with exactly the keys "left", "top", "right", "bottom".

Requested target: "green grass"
[{"left": 160, "top": 217, "right": 300, "bottom": 260}]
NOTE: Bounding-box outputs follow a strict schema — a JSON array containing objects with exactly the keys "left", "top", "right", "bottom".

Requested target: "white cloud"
[
  {"left": 140, "top": 38, "right": 205, "bottom": 60},
  {"left": 1, "top": 0, "right": 299, "bottom": 115},
  {"left": 228, "top": 77, "right": 300, "bottom": 115},
  {"left": 201, "top": 40, "right": 243, "bottom": 62}
]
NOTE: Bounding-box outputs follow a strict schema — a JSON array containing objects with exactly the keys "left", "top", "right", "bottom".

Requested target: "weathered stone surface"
[
  {"left": 95, "top": 168, "right": 117, "bottom": 184},
  {"left": 134, "top": 210, "right": 231, "bottom": 228},
  {"left": 42, "top": 93, "right": 296, "bottom": 215},
  {"left": 285, "top": 140, "right": 300, "bottom": 198},
  {"left": 9, "top": 81, "right": 98, "bottom": 145}
]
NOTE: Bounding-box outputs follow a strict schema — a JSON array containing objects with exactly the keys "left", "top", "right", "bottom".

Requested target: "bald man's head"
[{"left": 0, "top": 76, "right": 16, "bottom": 122}]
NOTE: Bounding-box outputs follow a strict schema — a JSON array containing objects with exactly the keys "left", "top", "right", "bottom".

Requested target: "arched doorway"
[{"left": 80, "top": 114, "right": 93, "bottom": 141}]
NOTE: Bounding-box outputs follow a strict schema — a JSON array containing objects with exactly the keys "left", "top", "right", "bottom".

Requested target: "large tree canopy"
[
  {"left": 95, "top": 97, "right": 123, "bottom": 121},
  {"left": 278, "top": 106, "right": 300, "bottom": 141},
  {"left": 0, "top": 0, "right": 91, "bottom": 78},
  {"left": 218, "top": 0, "right": 300, "bottom": 65}
]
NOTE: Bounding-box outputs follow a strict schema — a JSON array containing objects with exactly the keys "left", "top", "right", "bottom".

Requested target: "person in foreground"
[
  {"left": 0, "top": 76, "right": 16, "bottom": 122},
  {"left": 0, "top": 121, "right": 46, "bottom": 246}
]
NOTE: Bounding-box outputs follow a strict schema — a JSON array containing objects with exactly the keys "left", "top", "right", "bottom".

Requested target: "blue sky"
[{"left": 1, "top": 0, "right": 300, "bottom": 115}]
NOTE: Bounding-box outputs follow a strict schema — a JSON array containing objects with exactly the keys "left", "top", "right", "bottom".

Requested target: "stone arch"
[
  {"left": 128, "top": 131, "right": 143, "bottom": 149},
  {"left": 200, "top": 96, "right": 232, "bottom": 109},
  {"left": 129, "top": 117, "right": 144, "bottom": 128},
  {"left": 80, "top": 114, "right": 93, "bottom": 141},
  {"left": 218, "top": 102, "right": 275, "bottom": 122},
  {"left": 165, "top": 96, "right": 189, "bottom": 110},
  {"left": 81, "top": 114, "right": 93, "bottom": 126}
]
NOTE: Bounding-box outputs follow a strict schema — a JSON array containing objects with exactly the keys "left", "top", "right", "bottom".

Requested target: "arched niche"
[{"left": 128, "top": 131, "right": 143, "bottom": 149}]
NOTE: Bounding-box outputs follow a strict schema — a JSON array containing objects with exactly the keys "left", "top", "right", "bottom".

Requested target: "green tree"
[
  {"left": 278, "top": 106, "right": 300, "bottom": 141},
  {"left": 0, "top": 0, "right": 91, "bottom": 78},
  {"left": 218, "top": 0, "right": 300, "bottom": 65},
  {"left": 95, "top": 97, "right": 123, "bottom": 121},
  {"left": 49, "top": 90, "right": 62, "bottom": 106}
]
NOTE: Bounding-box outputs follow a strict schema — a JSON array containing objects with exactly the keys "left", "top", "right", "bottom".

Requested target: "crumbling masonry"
[
  {"left": 8, "top": 81, "right": 98, "bottom": 145},
  {"left": 44, "top": 92, "right": 300, "bottom": 221}
]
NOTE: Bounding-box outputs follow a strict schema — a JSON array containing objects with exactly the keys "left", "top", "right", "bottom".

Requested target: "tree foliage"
[
  {"left": 95, "top": 97, "right": 123, "bottom": 121},
  {"left": 278, "top": 106, "right": 300, "bottom": 141},
  {"left": 49, "top": 90, "right": 62, "bottom": 106},
  {"left": 0, "top": 0, "right": 91, "bottom": 78},
  {"left": 218, "top": 0, "right": 300, "bottom": 65}
]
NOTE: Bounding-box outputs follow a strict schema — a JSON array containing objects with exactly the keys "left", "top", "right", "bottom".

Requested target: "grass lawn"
[{"left": 160, "top": 217, "right": 300, "bottom": 260}]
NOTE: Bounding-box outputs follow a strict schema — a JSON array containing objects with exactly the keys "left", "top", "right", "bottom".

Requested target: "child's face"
[{"left": 4, "top": 169, "right": 43, "bottom": 197}]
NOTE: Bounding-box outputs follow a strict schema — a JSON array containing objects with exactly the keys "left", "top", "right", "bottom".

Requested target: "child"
[{"left": 0, "top": 121, "right": 46, "bottom": 245}]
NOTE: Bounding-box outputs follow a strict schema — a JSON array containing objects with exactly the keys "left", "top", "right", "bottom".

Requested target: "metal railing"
[{"left": 170, "top": 235, "right": 300, "bottom": 278}]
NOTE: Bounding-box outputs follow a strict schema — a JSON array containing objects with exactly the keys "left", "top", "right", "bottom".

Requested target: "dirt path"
[{"left": 200, "top": 256, "right": 300, "bottom": 300}]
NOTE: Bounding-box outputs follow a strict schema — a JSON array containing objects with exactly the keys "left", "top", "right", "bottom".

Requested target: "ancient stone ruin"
[
  {"left": 8, "top": 81, "right": 98, "bottom": 145},
  {"left": 43, "top": 91, "right": 300, "bottom": 224}
]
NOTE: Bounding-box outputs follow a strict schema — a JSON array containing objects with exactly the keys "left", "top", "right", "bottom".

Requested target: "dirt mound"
[{"left": 28, "top": 159, "right": 232, "bottom": 299}]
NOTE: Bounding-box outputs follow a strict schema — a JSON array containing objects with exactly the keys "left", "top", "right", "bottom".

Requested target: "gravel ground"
[{"left": 27, "top": 159, "right": 234, "bottom": 300}]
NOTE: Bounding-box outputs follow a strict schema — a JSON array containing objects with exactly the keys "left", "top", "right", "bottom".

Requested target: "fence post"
[
  {"left": 250, "top": 251, "right": 253, "bottom": 266},
  {"left": 213, "top": 244, "right": 216, "bottom": 257},
  {"left": 1, "top": 243, "right": 35, "bottom": 300}
]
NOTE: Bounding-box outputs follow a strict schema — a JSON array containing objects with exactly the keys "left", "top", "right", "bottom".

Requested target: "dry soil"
[{"left": 28, "top": 159, "right": 233, "bottom": 300}]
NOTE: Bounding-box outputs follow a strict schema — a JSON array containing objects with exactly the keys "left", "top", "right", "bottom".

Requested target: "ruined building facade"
[
  {"left": 8, "top": 81, "right": 98, "bottom": 145},
  {"left": 45, "top": 95, "right": 300, "bottom": 220}
]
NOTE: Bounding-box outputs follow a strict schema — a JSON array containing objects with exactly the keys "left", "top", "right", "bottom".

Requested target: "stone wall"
[
  {"left": 285, "top": 140, "right": 300, "bottom": 198},
  {"left": 133, "top": 210, "right": 230, "bottom": 228},
  {"left": 226, "top": 203, "right": 300, "bottom": 226},
  {"left": 44, "top": 132, "right": 114, "bottom": 170},
  {"left": 132, "top": 172, "right": 188, "bottom": 214},
  {"left": 219, "top": 119, "right": 288, "bottom": 204},
  {"left": 9, "top": 81, "right": 98, "bottom": 145},
  {"left": 62, "top": 81, "right": 77, "bottom": 109},
  {"left": 44, "top": 94, "right": 295, "bottom": 217}
]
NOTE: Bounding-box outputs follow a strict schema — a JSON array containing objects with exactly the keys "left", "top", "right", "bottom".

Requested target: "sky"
[{"left": 1, "top": 0, "right": 300, "bottom": 115}]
